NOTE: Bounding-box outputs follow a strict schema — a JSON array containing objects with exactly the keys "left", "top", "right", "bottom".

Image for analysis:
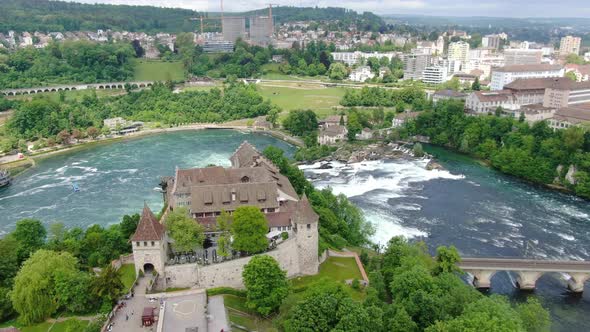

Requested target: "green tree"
[
  {"left": 413, "top": 143, "right": 425, "bottom": 157},
  {"left": 0, "top": 287, "right": 14, "bottom": 322},
  {"left": 120, "top": 213, "right": 140, "bottom": 241},
  {"left": 516, "top": 298, "right": 551, "bottom": 332},
  {"left": 388, "top": 306, "right": 418, "bottom": 332},
  {"left": 91, "top": 264, "right": 124, "bottom": 306},
  {"left": 347, "top": 112, "right": 362, "bottom": 141},
  {"left": 216, "top": 211, "right": 232, "bottom": 258},
  {"left": 242, "top": 255, "right": 289, "bottom": 316},
  {"left": 13, "top": 218, "right": 47, "bottom": 262},
  {"left": 282, "top": 110, "right": 318, "bottom": 136},
  {"left": 11, "top": 250, "right": 79, "bottom": 324},
  {"left": 328, "top": 62, "right": 348, "bottom": 80},
  {"left": 434, "top": 245, "right": 461, "bottom": 275},
  {"left": 231, "top": 206, "right": 268, "bottom": 254},
  {"left": 266, "top": 108, "right": 280, "bottom": 128},
  {"left": 0, "top": 236, "right": 19, "bottom": 287},
  {"left": 54, "top": 270, "right": 95, "bottom": 313},
  {"left": 565, "top": 71, "right": 578, "bottom": 81},
  {"left": 165, "top": 207, "right": 205, "bottom": 252},
  {"left": 471, "top": 77, "right": 481, "bottom": 91}
]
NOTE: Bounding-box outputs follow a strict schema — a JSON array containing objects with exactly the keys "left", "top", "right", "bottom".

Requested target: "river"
[
  {"left": 301, "top": 145, "right": 590, "bottom": 331},
  {"left": 0, "top": 131, "right": 588, "bottom": 330}
]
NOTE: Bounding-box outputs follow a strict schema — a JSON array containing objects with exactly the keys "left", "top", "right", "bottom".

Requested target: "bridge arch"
[{"left": 7, "top": 92, "right": 14, "bottom": 96}]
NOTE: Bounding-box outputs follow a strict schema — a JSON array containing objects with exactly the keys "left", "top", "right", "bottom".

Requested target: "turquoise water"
[
  {"left": 0, "top": 130, "right": 295, "bottom": 234},
  {"left": 1, "top": 130, "right": 589, "bottom": 330}
]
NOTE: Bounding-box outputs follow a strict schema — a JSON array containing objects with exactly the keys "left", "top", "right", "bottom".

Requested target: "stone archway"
[{"left": 143, "top": 263, "right": 155, "bottom": 274}]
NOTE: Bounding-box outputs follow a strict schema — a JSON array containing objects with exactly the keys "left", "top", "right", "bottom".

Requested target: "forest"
[
  {"left": 407, "top": 99, "right": 590, "bottom": 199},
  {"left": 0, "top": 41, "right": 136, "bottom": 89},
  {"left": 3, "top": 82, "right": 275, "bottom": 147},
  {"left": 0, "top": 0, "right": 384, "bottom": 34},
  {"left": 0, "top": 214, "right": 140, "bottom": 328},
  {"left": 340, "top": 86, "right": 431, "bottom": 110}
]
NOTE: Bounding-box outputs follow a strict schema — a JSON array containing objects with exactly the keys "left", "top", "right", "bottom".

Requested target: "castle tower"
[
  {"left": 131, "top": 203, "right": 167, "bottom": 278},
  {"left": 293, "top": 194, "right": 319, "bottom": 275}
]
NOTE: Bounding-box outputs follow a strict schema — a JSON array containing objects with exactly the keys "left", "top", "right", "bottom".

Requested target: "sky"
[{"left": 61, "top": 0, "right": 590, "bottom": 18}]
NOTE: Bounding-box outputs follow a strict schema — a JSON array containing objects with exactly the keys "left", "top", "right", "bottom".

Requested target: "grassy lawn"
[
  {"left": 133, "top": 60, "right": 185, "bottom": 81},
  {"left": 223, "top": 295, "right": 277, "bottom": 332},
  {"left": 257, "top": 83, "right": 345, "bottom": 121},
  {"left": 291, "top": 257, "right": 363, "bottom": 290},
  {"left": 119, "top": 264, "right": 136, "bottom": 291}
]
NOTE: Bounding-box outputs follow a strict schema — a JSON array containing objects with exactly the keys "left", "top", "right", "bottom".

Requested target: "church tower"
[
  {"left": 293, "top": 194, "right": 319, "bottom": 275},
  {"left": 131, "top": 203, "right": 167, "bottom": 278}
]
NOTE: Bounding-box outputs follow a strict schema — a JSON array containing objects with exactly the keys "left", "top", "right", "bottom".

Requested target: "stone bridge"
[
  {"left": 459, "top": 257, "right": 590, "bottom": 293},
  {"left": 1, "top": 81, "right": 154, "bottom": 96}
]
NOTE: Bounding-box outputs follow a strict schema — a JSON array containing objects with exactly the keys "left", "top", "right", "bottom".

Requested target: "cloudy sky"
[{"left": 62, "top": 0, "right": 590, "bottom": 17}]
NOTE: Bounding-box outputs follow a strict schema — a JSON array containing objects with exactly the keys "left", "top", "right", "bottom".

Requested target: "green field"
[
  {"left": 291, "top": 256, "right": 363, "bottom": 290},
  {"left": 119, "top": 264, "right": 137, "bottom": 291},
  {"left": 257, "top": 83, "right": 345, "bottom": 120},
  {"left": 133, "top": 60, "right": 185, "bottom": 81},
  {"left": 224, "top": 295, "right": 277, "bottom": 332}
]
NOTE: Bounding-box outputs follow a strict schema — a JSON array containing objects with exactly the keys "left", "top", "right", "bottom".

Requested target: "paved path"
[
  {"left": 111, "top": 277, "right": 158, "bottom": 332},
  {"left": 208, "top": 295, "right": 230, "bottom": 332},
  {"left": 163, "top": 291, "right": 207, "bottom": 332}
]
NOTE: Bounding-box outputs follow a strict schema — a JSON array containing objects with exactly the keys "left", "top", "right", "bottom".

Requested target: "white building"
[
  {"left": 490, "top": 64, "right": 564, "bottom": 90},
  {"left": 318, "top": 125, "right": 348, "bottom": 145},
  {"left": 504, "top": 49, "right": 542, "bottom": 66},
  {"left": 482, "top": 35, "right": 501, "bottom": 49},
  {"left": 332, "top": 51, "right": 399, "bottom": 66},
  {"left": 349, "top": 66, "right": 375, "bottom": 82},
  {"left": 549, "top": 104, "right": 590, "bottom": 130},
  {"left": 422, "top": 66, "right": 449, "bottom": 85},
  {"left": 403, "top": 53, "right": 431, "bottom": 80},
  {"left": 448, "top": 41, "right": 470, "bottom": 64}
]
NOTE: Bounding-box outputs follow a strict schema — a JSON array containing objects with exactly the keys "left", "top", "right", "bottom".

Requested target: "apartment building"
[{"left": 490, "top": 64, "right": 564, "bottom": 90}]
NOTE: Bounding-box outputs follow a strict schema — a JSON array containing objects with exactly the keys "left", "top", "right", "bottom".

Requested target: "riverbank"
[{"left": 0, "top": 123, "right": 303, "bottom": 176}]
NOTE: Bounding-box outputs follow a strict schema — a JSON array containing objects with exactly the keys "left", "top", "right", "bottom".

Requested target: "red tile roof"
[{"left": 131, "top": 203, "right": 165, "bottom": 241}]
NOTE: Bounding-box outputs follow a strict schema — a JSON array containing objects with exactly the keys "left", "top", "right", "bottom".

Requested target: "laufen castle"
[{"left": 131, "top": 142, "right": 319, "bottom": 289}]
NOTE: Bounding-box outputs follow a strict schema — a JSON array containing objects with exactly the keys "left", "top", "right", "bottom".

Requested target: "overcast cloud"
[{"left": 61, "top": 0, "right": 590, "bottom": 17}]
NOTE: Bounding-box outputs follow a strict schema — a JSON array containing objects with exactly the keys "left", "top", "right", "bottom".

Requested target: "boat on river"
[{"left": 0, "top": 169, "right": 11, "bottom": 188}]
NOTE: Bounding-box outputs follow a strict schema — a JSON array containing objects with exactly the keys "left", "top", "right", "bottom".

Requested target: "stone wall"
[{"left": 164, "top": 238, "right": 308, "bottom": 289}]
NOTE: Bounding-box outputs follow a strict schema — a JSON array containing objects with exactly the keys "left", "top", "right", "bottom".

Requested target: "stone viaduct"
[
  {"left": 1, "top": 81, "right": 154, "bottom": 96},
  {"left": 459, "top": 257, "right": 590, "bottom": 293}
]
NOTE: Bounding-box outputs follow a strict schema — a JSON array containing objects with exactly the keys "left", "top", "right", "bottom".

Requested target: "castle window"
[
  {"left": 136, "top": 242, "right": 140, "bottom": 246},
  {"left": 151, "top": 241, "right": 155, "bottom": 246},
  {"left": 307, "top": 224, "right": 311, "bottom": 230},
  {"left": 241, "top": 176, "right": 250, "bottom": 183},
  {"left": 144, "top": 241, "right": 147, "bottom": 246}
]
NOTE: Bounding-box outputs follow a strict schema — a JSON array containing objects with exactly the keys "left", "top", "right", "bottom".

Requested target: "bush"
[
  {"left": 281, "top": 232, "right": 289, "bottom": 240},
  {"left": 206, "top": 287, "right": 247, "bottom": 297},
  {"left": 351, "top": 279, "right": 360, "bottom": 290}
]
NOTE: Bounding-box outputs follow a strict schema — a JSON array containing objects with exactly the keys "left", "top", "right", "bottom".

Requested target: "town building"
[
  {"left": 448, "top": 41, "right": 470, "bottom": 64},
  {"left": 203, "top": 40, "right": 234, "bottom": 53},
  {"left": 320, "top": 115, "right": 347, "bottom": 128},
  {"left": 504, "top": 49, "right": 542, "bottom": 66},
  {"left": 465, "top": 90, "right": 520, "bottom": 113},
  {"left": 132, "top": 142, "right": 320, "bottom": 289},
  {"left": 331, "top": 51, "right": 399, "bottom": 66},
  {"left": 403, "top": 53, "right": 431, "bottom": 80},
  {"left": 349, "top": 66, "right": 374, "bottom": 82},
  {"left": 422, "top": 65, "right": 449, "bottom": 85},
  {"left": 565, "top": 64, "right": 590, "bottom": 82},
  {"left": 318, "top": 125, "right": 348, "bottom": 145},
  {"left": 222, "top": 17, "right": 246, "bottom": 42},
  {"left": 543, "top": 80, "right": 590, "bottom": 109},
  {"left": 490, "top": 64, "right": 564, "bottom": 90},
  {"left": 432, "top": 90, "right": 468, "bottom": 103},
  {"left": 560, "top": 35, "right": 582, "bottom": 56},
  {"left": 482, "top": 35, "right": 501, "bottom": 50},
  {"left": 392, "top": 112, "right": 421, "bottom": 128},
  {"left": 356, "top": 128, "right": 374, "bottom": 140},
  {"left": 250, "top": 16, "right": 273, "bottom": 45},
  {"left": 509, "top": 104, "right": 557, "bottom": 123},
  {"left": 549, "top": 103, "right": 590, "bottom": 130}
]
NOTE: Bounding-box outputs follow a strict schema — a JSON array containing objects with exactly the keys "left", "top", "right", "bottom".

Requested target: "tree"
[
  {"left": 0, "top": 236, "right": 19, "bottom": 288},
  {"left": 131, "top": 39, "right": 145, "bottom": 58},
  {"left": 434, "top": 245, "right": 461, "bottom": 275},
  {"left": 413, "top": 143, "right": 425, "bottom": 158},
  {"left": 266, "top": 108, "right": 280, "bottom": 128},
  {"left": 13, "top": 218, "right": 47, "bottom": 262},
  {"left": 346, "top": 112, "right": 362, "bottom": 141},
  {"left": 11, "top": 250, "right": 79, "bottom": 324},
  {"left": 231, "top": 206, "right": 268, "bottom": 254},
  {"left": 565, "top": 71, "right": 578, "bottom": 82},
  {"left": 87, "top": 127, "right": 99, "bottom": 140},
  {"left": 54, "top": 270, "right": 95, "bottom": 313},
  {"left": 120, "top": 213, "right": 140, "bottom": 241},
  {"left": 242, "top": 255, "right": 289, "bottom": 316},
  {"left": 57, "top": 130, "right": 71, "bottom": 145},
  {"left": 165, "top": 207, "right": 204, "bottom": 252},
  {"left": 91, "top": 264, "right": 124, "bottom": 305},
  {"left": 216, "top": 211, "right": 232, "bottom": 258},
  {"left": 516, "top": 298, "right": 550, "bottom": 332},
  {"left": 282, "top": 110, "right": 318, "bottom": 136},
  {"left": 388, "top": 306, "right": 418, "bottom": 332},
  {"left": 0, "top": 287, "right": 14, "bottom": 322},
  {"left": 328, "top": 62, "right": 348, "bottom": 80},
  {"left": 471, "top": 77, "right": 481, "bottom": 91}
]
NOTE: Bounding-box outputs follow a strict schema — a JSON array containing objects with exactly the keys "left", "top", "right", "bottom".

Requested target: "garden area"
[{"left": 133, "top": 60, "right": 185, "bottom": 81}]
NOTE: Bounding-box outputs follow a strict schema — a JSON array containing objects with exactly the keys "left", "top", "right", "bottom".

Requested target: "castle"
[{"left": 131, "top": 142, "right": 319, "bottom": 289}]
